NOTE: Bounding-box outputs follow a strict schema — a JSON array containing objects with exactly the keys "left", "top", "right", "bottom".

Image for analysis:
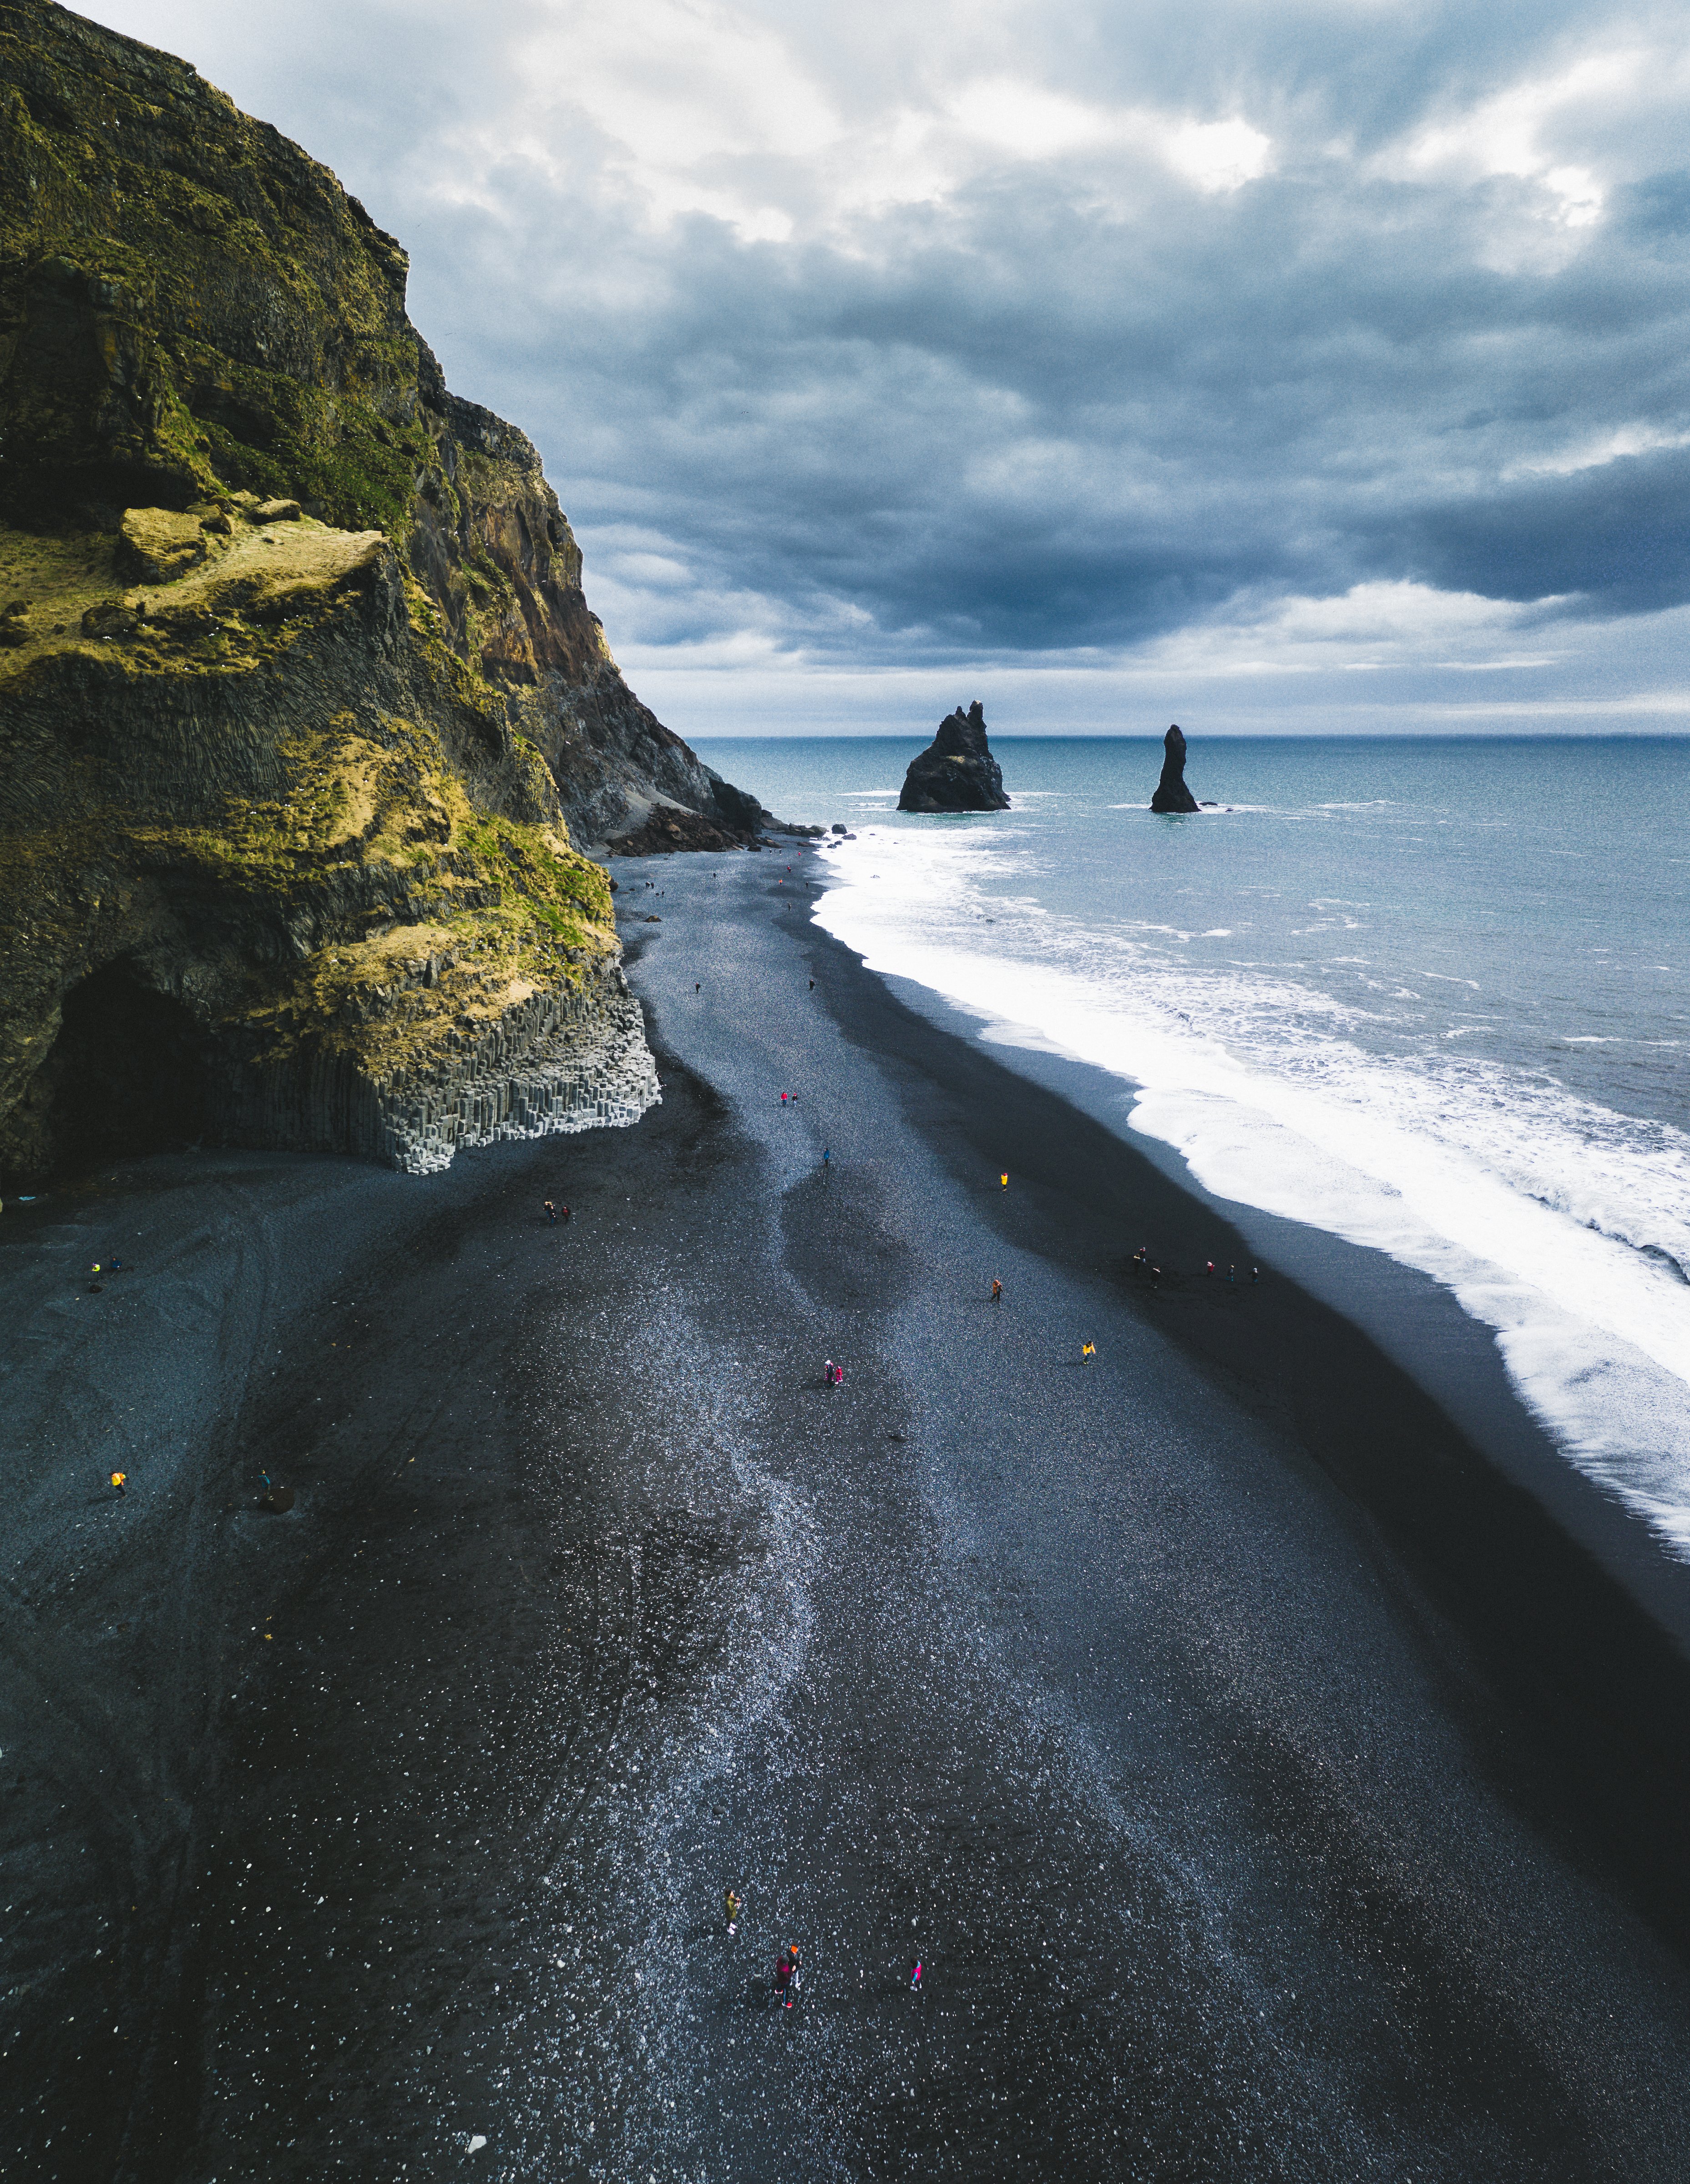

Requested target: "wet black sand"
[{"left": 8, "top": 851, "right": 1690, "bottom": 2180}]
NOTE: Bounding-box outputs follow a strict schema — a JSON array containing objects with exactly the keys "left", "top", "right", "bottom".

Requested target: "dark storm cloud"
[
  {"left": 80, "top": 2, "right": 1690, "bottom": 673},
  {"left": 1396, "top": 445, "right": 1690, "bottom": 612}
]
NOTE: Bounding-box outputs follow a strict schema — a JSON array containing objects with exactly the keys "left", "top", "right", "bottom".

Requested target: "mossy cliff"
[{"left": 0, "top": 0, "right": 764, "bottom": 1183}]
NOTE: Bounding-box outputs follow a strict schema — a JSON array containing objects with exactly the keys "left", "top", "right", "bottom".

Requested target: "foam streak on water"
[{"left": 770, "top": 738, "right": 1690, "bottom": 1558}]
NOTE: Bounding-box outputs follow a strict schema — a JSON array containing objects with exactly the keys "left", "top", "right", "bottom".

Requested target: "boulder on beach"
[
  {"left": 1150, "top": 725, "right": 1201, "bottom": 814},
  {"left": 897, "top": 703, "right": 1011, "bottom": 813}
]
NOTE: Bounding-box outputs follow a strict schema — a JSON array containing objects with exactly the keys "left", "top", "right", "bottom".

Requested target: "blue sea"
[{"left": 697, "top": 735, "right": 1690, "bottom": 1553}]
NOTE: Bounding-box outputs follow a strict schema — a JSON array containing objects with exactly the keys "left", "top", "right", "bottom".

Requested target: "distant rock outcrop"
[
  {"left": 1150, "top": 725, "right": 1201, "bottom": 813},
  {"left": 898, "top": 703, "right": 1010, "bottom": 813}
]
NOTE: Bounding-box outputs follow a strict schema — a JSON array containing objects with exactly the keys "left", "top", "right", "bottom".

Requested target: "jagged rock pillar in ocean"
[
  {"left": 1150, "top": 725, "right": 1201, "bottom": 813},
  {"left": 898, "top": 702, "right": 1012, "bottom": 812}
]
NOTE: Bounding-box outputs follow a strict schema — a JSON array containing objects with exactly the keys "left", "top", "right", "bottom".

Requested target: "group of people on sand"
[
  {"left": 817, "top": 1168, "right": 1274, "bottom": 1388},
  {"left": 1133, "top": 1242, "right": 1260, "bottom": 1286}
]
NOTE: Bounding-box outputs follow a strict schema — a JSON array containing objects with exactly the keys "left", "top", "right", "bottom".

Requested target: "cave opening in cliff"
[{"left": 19, "top": 963, "right": 213, "bottom": 1182}]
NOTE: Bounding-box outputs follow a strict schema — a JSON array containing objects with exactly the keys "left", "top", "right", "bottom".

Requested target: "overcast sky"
[{"left": 82, "top": 0, "right": 1690, "bottom": 736}]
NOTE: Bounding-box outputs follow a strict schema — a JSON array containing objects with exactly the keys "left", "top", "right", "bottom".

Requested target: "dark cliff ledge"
[
  {"left": 0, "top": 0, "right": 764, "bottom": 1182},
  {"left": 897, "top": 702, "right": 1010, "bottom": 813}
]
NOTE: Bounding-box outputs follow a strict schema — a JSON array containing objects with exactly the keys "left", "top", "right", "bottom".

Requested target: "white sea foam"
[{"left": 814, "top": 828, "right": 1690, "bottom": 1558}]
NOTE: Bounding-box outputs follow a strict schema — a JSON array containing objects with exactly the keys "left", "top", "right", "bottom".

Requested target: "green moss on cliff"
[
  {"left": 0, "top": 3, "right": 707, "bottom": 1182},
  {"left": 0, "top": 14, "right": 424, "bottom": 521}
]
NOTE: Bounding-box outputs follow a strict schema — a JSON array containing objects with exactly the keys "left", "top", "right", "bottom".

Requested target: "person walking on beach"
[
  {"left": 1000, "top": 1173, "right": 1009, "bottom": 1191},
  {"left": 544, "top": 1199, "right": 557, "bottom": 1224},
  {"left": 1204, "top": 1259, "right": 1214, "bottom": 1277},
  {"left": 110, "top": 1470, "right": 126, "bottom": 1498},
  {"left": 724, "top": 1888, "right": 742, "bottom": 1934},
  {"left": 1251, "top": 1264, "right": 1260, "bottom": 1284},
  {"left": 1082, "top": 1340, "right": 1097, "bottom": 1363},
  {"left": 991, "top": 1277, "right": 1003, "bottom": 1304},
  {"left": 910, "top": 1958, "right": 924, "bottom": 1992}
]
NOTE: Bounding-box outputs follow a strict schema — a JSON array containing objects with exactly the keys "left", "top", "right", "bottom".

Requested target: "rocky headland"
[
  {"left": 0, "top": 0, "right": 774, "bottom": 1184},
  {"left": 1149, "top": 723, "right": 1201, "bottom": 813},
  {"left": 897, "top": 700, "right": 1010, "bottom": 812}
]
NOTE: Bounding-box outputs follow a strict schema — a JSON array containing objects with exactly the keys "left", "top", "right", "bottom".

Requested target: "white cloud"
[
  {"left": 1165, "top": 116, "right": 1273, "bottom": 193},
  {"left": 1508, "top": 424, "right": 1690, "bottom": 478},
  {"left": 1133, "top": 581, "right": 1564, "bottom": 680},
  {"left": 1381, "top": 38, "right": 1690, "bottom": 238}
]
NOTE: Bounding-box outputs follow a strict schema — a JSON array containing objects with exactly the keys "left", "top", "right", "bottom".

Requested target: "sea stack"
[
  {"left": 898, "top": 702, "right": 1011, "bottom": 813},
  {"left": 1150, "top": 725, "right": 1201, "bottom": 813}
]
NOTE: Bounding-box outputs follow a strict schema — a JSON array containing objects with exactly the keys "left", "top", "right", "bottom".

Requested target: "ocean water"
[{"left": 697, "top": 735, "right": 1690, "bottom": 1556}]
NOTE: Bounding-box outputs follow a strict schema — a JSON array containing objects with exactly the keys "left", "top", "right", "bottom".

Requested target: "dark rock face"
[
  {"left": 0, "top": 0, "right": 736, "bottom": 1180},
  {"left": 1150, "top": 724, "right": 1201, "bottom": 813},
  {"left": 609, "top": 803, "right": 750, "bottom": 857},
  {"left": 898, "top": 702, "right": 1011, "bottom": 813}
]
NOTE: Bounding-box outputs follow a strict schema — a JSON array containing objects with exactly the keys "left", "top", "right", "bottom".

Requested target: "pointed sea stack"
[
  {"left": 1150, "top": 725, "right": 1201, "bottom": 813},
  {"left": 898, "top": 702, "right": 1011, "bottom": 813}
]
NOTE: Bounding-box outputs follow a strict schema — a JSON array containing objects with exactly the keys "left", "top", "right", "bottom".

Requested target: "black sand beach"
[{"left": 10, "top": 850, "right": 1690, "bottom": 2182}]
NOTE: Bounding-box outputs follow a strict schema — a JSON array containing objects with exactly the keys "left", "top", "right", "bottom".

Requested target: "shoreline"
[
  {"left": 789, "top": 863, "right": 1690, "bottom": 1939},
  {"left": 865, "top": 957, "right": 1690, "bottom": 1643},
  {"left": 7, "top": 846, "right": 1690, "bottom": 2178}
]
